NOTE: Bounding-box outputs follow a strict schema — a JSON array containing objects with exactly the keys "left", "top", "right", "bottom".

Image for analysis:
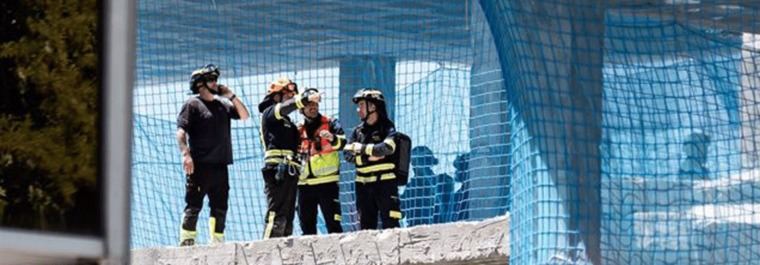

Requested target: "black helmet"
[
  {"left": 302, "top": 88, "right": 319, "bottom": 98},
  {"left": 352, "top": 88, "right": 389, "bottom": 122},
  {"left": 351, "top": 88, "right": 385, "bottom": 104},
  {"left": 189, "top": 64, "right": 220, "bottom": 94}
]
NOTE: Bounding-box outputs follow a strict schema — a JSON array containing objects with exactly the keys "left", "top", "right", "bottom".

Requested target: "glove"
[{"left": 344, "top": 142, "right": 363, "bottom": 155}]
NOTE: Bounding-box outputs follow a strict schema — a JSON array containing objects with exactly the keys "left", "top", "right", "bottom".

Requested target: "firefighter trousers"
[
  {"left": 181, "top": 163, "right": 229, "bottom": 235},
  {"left": 356, "top": 179, "right": 401, "bottom": 230},
  {"left": 297, "top": 182, "right": 343, "bottom": 235},
  {"left": 262, "top": 164, "right": 298, "bottom": 239}
]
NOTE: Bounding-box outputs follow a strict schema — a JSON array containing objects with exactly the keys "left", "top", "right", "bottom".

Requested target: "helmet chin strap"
[{"left": 361, "top": 109, "right": 376, "bottom": 122}]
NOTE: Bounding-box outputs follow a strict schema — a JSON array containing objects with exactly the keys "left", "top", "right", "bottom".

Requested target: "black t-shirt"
[{"left": 177, "top": 96, "right": 240, "bottom": 164}]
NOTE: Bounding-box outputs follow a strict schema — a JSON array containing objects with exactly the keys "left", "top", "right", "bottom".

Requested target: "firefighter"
[
  {"left": 296, "top": 88, "right": 346, "bottom": 235},
  {"left": 344, "top": 88, "right": 402, "bottom": 230},
  {"left": 177, "top": 64, "right": 250, "bottom": 246},
  {"left": 258, "top": 77, "right": 320, "bottom": 239}
]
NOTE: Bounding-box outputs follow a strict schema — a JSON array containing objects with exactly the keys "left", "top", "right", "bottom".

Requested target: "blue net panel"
[
  {"left": 133, "top": 1, "right": 760, "bottom": 264},
  {"left": 132, "top": 0, "right": 508, "bottom": 248}
]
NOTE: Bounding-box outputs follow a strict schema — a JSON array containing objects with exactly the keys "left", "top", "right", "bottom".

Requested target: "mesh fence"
[
  {"left": 133, "top": 1, "right": 760, "bottom": 264},
  {"left": 132, "top": 0, "right": 508, "bottom": 248},
  {"left": 481, "top": 1, "right": 760, "bottom": 264}
]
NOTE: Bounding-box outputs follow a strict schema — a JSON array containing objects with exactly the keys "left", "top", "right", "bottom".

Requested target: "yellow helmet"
[{"left": 267, "top": 77, "right": 298, "bottom": 95}]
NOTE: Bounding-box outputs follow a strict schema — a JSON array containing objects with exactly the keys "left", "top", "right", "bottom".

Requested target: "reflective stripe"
[
  {"left": 263, "top": 211, "right": 275, "bottom": 239},
  {"left": 265, "top": 149, "right": 294, "bottom": 158},
  {"left": 356, "top": 163, "right": 395, "bottom": 174},
  {"left": 265, "top": 158, "right": 301, "bottom": 167},
  {"left": 331, "top": 135, "right": 344, "bottom": 149},
  {"left": 180, "top": 229, "right": 197, "bottom": 241},
  {"left": 365, "top": 143, "right": 374, "bottom": 156},
  {"left": 211, "top": 232, "right": 224, "bottom": 243},
  {"left": 274, "top": 103, "right": 283, "bottom": 120},
  {"left": 355, "top": 173, "right": 396, "bottom": 183},
  {"left": 298, "top": 174, "right": 340, "bottom": 185},
  {"left": 389, "top": 210, "right": 402, "bottom": 219},
  {"left": 305, "top": 152, "right": 340, "bottom": 176},
  {"left": 355, "top": 155, "right": 363, "bottom": 166},
  {"left": 209, "top": 217, "right": 224, "bottom": 243},
  {"left": 295, "top": 95, "right": 305, "bottom": 109},
  {"left": 384, "top": 138, "right": 396, "bottom": 152},
  {"left": 334, "top": 214, "right": 342, "bottom": 222},
  {"left": 259, "top": 114, "right": 266, "bottom": 147}
]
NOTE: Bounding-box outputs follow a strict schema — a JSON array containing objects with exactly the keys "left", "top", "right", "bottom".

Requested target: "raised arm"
[{"left": 219, "top": 85, "right": 250, "bottom": 121}]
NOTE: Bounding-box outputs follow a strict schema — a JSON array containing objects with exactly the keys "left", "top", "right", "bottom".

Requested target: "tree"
[{"left": 0, "top": 0, "right": 100, "bottom": 235}]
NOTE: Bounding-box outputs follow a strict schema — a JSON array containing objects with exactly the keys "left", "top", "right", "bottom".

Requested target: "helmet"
[
  {"left": 189, "top": 64, "right": 220, "bottom": 94},
  {"left": 302, "top": 88, "right": 319, "bottom": 98},
  {"left": 351, "top": 88, "right": 385, "bottom": 104},
  {"left": 267, "top": 77, "right": 298, "bottom": 96}
]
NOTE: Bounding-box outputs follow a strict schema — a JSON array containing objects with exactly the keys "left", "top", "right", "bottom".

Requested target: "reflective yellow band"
[
  {"left": 295, "top": 95, "right": 305, "bottom": 109},
  {"left": 209, "top": 217, "right": 224, "bottom": 243},
  {"left": 389, "top": 210, "right": 402, "bottom": 219},
  {"left": 211, "top": 232, "right": 224, "bottom": 242},
  {"left": 274, "top": 103, "right": 283, "bottom": 120},
  {"left": 356, "top": 163, "right": 395, "bottom": 174},
  {"left": 265, "top": 149, "right": 294, "bottom": 158},
  {"left": 258, "top": 119, "right": 266, "bottom": 147},
  {"left": 334, "top": 214, "right": 342, "bottom": 222},
  {"left": 298, "top": 174, "right": 340, "bottom": 185},
  {"left": 365, "top": 143, "right": 374, "bottom": 156},
  {"left": 180, "top": 229, "right": 197, "bottom": 241},
  {"left": 263, "top": 211, "right": 275, "bottom": 239},
  {"left": 355, "top": 173, "right": 396, "bottom": 183},
  {"left": 379, "top": 172, "right": 397, "bottom": 181},
  {"left": 355, "top": 155, "right": 364, "bottom": 166},
  {"left": 305, "top": 151, "right": 340, "bottom": 176},
  {"left": 265, "top": 158, "right": 301, "bottom": 167},
  {"left": 331, "top": 135, "right": 344, "bottom": 149},
  {"left": 384, "top": 138, "right": 396, "bottom": 152}
]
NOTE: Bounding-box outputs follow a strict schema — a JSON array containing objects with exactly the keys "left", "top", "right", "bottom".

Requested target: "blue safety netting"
[
  {"left": 481, "top": 1, "right": 760, "bottom": 264},
  {"left": 132, "top": 1, "right": 760, "bottom": 264},
  {"left": 132, "top": 0, "right": 508, "bottom": 249}
]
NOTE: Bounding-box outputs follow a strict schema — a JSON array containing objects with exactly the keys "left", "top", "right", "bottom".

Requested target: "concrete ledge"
[{"left": 132, "top": 216, "right": 509, "bottom": 265}]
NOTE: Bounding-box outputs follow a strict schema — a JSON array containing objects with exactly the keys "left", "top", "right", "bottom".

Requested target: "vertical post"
[{"left": 104, "top": 0, "right": 135, "bottom": 263}]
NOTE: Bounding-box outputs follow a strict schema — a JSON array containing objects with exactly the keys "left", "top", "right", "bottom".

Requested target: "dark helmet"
[
  {"left": 189, "top": 64, "right": 220, "bottom": 94},
  {"left": 302, "top": 88, "right": 319, "bottom": 98},
  {"left": 300, "top": 88, "right": 320, "bottom": 111},
  {"left": 352, "top": 88, "right": 389, "bottom": 121},
  {"left": 300, "top": 88, "right": 321, "bottom": 121},
  {"left": 352, "top": 88, "right": 385, "bottom": 104}
]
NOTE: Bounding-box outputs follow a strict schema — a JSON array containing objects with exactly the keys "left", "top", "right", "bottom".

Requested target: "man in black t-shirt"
[{"left": 176, "top": 64, "right": 249, "bottom": 246}]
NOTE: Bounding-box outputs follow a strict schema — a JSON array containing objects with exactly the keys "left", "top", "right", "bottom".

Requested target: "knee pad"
[{"left": 182, "top": 207, "right": 201, "bottom": 230}]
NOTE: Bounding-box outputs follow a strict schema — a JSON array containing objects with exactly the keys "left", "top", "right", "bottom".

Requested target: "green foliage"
[{"left": 0, "top": 0, "right": 99, "bottom": 234}]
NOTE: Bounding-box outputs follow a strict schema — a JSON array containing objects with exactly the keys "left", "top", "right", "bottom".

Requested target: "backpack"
[{"left": 392, "top": 132, "right": 412, "bottom": 186}]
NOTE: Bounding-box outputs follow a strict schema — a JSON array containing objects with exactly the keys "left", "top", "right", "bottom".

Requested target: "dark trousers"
[
  {"left": 297, "top": 182, "right": 343, "bottom": 235},
  {"left": 262, "top": 165, "right": 298, "bottom": 239},
  {"left": 356, "top": 180, "right": 401, "bottom": 230},
  {"left": 182, "top": 163, "right": 229, "bottom": 234}
]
